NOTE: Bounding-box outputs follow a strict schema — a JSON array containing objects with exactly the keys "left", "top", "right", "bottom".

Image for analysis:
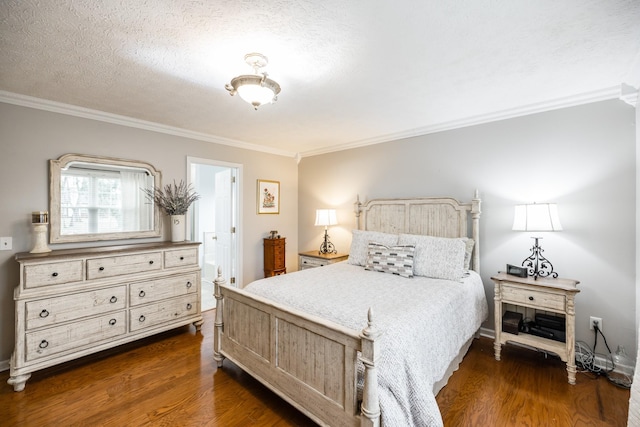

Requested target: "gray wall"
[
  {"left": 0, "top": 102, "right": 299, "bottom": 364},
  {"left": 298, "top": 99, "right": 637, "bottom": 357}
]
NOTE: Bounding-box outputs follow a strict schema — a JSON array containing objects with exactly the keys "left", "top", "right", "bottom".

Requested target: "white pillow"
[
  {"left": 398, "top": 233, "right": 466, "bottom": 281},
  {"left": 348, "top": 230, "right": 399, "bottom": 266}
]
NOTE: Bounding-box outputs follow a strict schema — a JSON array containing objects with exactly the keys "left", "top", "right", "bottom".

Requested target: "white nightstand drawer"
[
  {"left": 300, "top": 256, "right": 327, "bottom": 269},
  {"left": 502, "top": 285, "right": 565, "bottom": 311}
]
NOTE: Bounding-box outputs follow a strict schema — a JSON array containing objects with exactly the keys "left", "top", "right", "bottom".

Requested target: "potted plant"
[{"left": 142, "top": 180, "right": 200, "bottom": 242}]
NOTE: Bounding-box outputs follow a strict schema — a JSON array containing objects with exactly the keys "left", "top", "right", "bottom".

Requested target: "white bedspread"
[{"left": 243, "top": 262, "right": 488, "bottom": 427}]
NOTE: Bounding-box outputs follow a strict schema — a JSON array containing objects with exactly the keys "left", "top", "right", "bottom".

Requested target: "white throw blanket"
[{"left": 244, "top": 262, "right": 488, "bottom": 426}]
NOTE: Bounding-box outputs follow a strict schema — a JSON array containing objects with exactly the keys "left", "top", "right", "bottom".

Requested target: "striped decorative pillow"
[{"left": 365, "top": 242, "right": 415, "bottom": 278}]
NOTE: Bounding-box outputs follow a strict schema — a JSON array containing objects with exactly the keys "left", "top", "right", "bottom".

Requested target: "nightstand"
[
  {"left": 299, "top": 251, "right": 349, "bottom": 270},
  {"left": 491, "top": 272, "right": 580, "bottom": 384}
]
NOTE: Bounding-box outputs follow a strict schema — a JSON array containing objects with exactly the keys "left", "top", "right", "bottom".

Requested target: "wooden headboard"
[{"left": 354, "top": 191, "right": 482, "bottom": 272}]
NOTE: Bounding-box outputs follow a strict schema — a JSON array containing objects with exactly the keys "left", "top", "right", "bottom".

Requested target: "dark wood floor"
[{"left": 0, "top": 309, "right": 630, "bottom": 426}]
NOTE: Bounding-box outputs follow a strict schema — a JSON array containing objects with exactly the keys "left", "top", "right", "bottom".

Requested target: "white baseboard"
[{"left": 0, "top": 359, "right": 9, "bottom": 372}]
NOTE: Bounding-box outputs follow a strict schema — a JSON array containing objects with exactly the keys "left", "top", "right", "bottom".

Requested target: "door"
[{"left": 187, "top": 157, "right": 242, "bottom": 311}]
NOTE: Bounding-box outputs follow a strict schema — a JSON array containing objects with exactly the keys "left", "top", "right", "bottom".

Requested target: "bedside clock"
[{"left": 506, "top": 264, "right": 528, "bottom": 278}]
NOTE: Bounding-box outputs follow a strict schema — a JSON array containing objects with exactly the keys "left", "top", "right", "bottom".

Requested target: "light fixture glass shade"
[
  {"left": 236, "top": 81, "right": 277, "bottom": 107},
  {"left": 512, "top": 203, "right": 562, "bottom": 232},
  {"left": 314, "top": 209, "right": 337, "bottom": 227}
]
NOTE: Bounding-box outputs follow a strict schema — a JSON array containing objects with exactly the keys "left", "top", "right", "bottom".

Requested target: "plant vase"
[{"left": 170, "top": 215, "right": 186, "bottom": 242}]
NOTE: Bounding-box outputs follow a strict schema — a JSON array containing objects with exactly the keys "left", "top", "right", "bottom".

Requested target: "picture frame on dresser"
[{"left": 257, "top": 179, "right": 279, "bottom": 214}]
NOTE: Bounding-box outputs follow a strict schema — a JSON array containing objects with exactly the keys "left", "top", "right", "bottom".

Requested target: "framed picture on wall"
[{"left": 257, "top": 179, "right": 280, "bottom": 214}]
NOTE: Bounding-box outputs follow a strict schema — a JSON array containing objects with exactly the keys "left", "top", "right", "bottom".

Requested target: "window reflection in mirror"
[{"left": 50, "top": 154, "right": 162, "bottom": 243}]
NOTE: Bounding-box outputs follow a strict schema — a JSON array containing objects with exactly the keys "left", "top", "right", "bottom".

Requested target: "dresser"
[
  {"left": 491, "top": 272, "right": 580, "bottom": 384},
  {"left": 263, "top": 238, "right": 286, "bottom": 277},
  {"left": 9, "top": 241, "right": 202, "bottom": 392},
  {"left": 299, "top": 251, "right": 349, "bottom": 270}
]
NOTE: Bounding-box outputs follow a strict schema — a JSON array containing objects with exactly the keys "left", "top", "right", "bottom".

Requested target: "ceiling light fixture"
[{"left": 225, "top": 53, "right": 281, "bottom": 110}]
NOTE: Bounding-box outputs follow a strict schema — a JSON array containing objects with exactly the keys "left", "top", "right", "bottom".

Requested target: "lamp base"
[
  {"left": 319, "top": 229, "right": 337, "bottom": 255},
  {"left": 521, "top": 237, "right": 558, "bottom": 280}
]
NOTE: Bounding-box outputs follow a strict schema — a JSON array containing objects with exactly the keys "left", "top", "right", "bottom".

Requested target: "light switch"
[{"left": 0, "top": 237, "right": 13, "bottom": 250}]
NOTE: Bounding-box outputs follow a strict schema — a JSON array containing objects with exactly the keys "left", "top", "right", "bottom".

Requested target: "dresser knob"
[
  {"left": 39, "top": 340, "right": 49, "bottom": 349},
  {"left": 180, "top": 256, "right": 184, "bottom": 260},
  {"left": 149, "top": 260, "right": 154, "bottom": 265},
  {"left": 109, "top": 318, "right": 117, "bottom": 326},
  {"left": 139, "top": 290, "right": 146, "bottom": 298},
  {"left": 39, "top": 309, "right": 49, "bottom": 318},
  {"left": 99, "top": 267, "right": 105, "bottom": 271},
  {"left": 139, "top": 315, "right": 146, "bottom": 322},
  {"left": 110, "top": 296, "right": 118, "bottom": 303},
  {"left": 187, "top": 303, "right": 192, "bottom": 310},
  {"left": 528, "top": 296, "right": 534, "bottom": 301},
  {"left": 186, "top": 281, "right": 192, "bottom": 288},
  {"left": 52, "top": 272, "right": 58, "bottom": 277}
]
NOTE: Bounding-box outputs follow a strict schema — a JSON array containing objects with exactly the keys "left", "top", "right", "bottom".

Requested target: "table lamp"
[
  {"left": 315, "top": 209, "right": 337, "bottom": 254},
  {"left": 512, "top": 203, "right": 562, "bottom": 279}
]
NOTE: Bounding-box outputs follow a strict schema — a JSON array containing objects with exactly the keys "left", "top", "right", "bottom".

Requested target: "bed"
[{"left": 213, "top": 193, "right": 487, "bottom": 426}]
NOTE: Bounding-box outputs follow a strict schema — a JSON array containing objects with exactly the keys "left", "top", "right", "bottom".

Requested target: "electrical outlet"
[
  {"left": 0, "top": 237, "right": 12, "bottom": 251},
  {"left": 590, "top": 316, "right": 602, "bottom": 332}
]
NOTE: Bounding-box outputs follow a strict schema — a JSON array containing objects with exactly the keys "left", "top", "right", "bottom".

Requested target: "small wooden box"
[{"left": 502, "top": 311, "right": 523, "bottom": 334}]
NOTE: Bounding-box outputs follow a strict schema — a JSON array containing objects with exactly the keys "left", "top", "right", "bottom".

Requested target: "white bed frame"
[{"left": 213, "top": 192, "right": 481, "bottom": 427}]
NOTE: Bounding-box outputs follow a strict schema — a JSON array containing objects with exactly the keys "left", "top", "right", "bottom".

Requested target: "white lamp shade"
[
  {"left": 512, "top": 203, "right": 562, "bottom": 232},
  {"left": 237, "top": 83, "right": 276, "bottom": 106},
  {"left": 315, "top": 209, "right": 337, "bottom": 227}
]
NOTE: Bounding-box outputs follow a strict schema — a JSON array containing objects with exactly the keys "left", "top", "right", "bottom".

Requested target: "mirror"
[{"left": 49, "top": 154, "right": 162, "bottom": 243}]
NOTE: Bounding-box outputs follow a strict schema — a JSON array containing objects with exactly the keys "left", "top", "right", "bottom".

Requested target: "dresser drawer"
[
  {"left": 129, "top": 294, "right": 199, "bottom": 332},
  {"left": 299, "top": 256, "right": 326, "bottom": 269},
  {"left": 501, "top": 285, "right": 565, "bottom": 311},
  {"left": 86, "top": 252, "right": 162, "bottom": 280},
  {"left": 129, "top": 273, "right": 198, "bottom": 306},
  {"left": 23, "top": 260, "right": 84, "bottom": 289},
  {"left": 25, "top": 311, "right": 126, "bottom": 361},
  {"left": 164, "top": 248, "right": 198, "bottom": 268},
  {"left": 25, "top": 286, "right": 127, "bottom": 330}
]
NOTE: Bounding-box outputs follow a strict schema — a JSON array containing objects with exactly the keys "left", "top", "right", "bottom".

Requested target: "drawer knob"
[
  {"left": 99, "top": 267, "right": 105, "bottom": 271},
  {"left": 39, "top": 309, "right": 49, "bottom": 318},
  {"left": 187, "top": 303, "right": 192, "bottom": 310},
  {"left": 149, "top": 260, "right": 154, "bottom": 265},
  {"left": 138, "top": 315, "right": 146, "bottom": 322},
  {"left": 51, "top": 272, "right": 58, "bottom": 277},
  {"left": 110, "top": 296, "right": 118, "bottom": 303},
  {"left": 186, "top": 281, "right": 192, "bottom": 288},
  {"left": 528, "top": 296, "right": 534, "bottom": 301},
  {"left": 109, "top": 318, "right": 117, "bottom": 326},
  {"left": 39, "top": 340, "right": 49, "bottom": 349},
  {"left": 139, "top": 290, "right": 146, "bottom": 298},
  {"left": 180, "top": 256, "right": 184, "bottom": 260}
]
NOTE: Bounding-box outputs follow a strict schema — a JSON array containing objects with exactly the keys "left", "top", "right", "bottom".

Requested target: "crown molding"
[
  {"left": 0, "top": 91, "right": 297, "bottom": 158},
  {"left": 0, "top": 86, "right": 628, "bottom": 161},
  {"left": 299, "top": 86, "right": 623, "bottom": 158}
]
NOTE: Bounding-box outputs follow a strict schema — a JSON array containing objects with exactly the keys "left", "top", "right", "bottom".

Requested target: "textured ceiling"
[{"left": 1, "top": 0, "right": 639, "bottom": 157}]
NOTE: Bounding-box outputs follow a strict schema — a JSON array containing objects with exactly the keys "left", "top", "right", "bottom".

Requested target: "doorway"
[{"left": 187, "top": 157, "right": 242, "bottom": 311}]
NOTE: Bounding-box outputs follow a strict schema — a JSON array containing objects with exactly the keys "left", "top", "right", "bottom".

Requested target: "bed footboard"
[{"left": 213, "top": 269, "right": 381, "bottom": 427}]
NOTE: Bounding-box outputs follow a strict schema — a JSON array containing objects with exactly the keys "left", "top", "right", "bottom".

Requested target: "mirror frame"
[{"left": 49, "top": 153, "right": 162, "bottom": 243}]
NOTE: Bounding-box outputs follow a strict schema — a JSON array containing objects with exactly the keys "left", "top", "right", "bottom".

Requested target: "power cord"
[{"left": 575, "top": 324, "right": 631, "bottom": 389}]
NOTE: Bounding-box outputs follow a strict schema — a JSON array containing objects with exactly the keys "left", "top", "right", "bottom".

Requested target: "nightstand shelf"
[
  {"left": 491, "top": 272, "right": 580, "bottom": 384},
  {"left": 298, "top": 251, "right": 349, "bottom": 270}
]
